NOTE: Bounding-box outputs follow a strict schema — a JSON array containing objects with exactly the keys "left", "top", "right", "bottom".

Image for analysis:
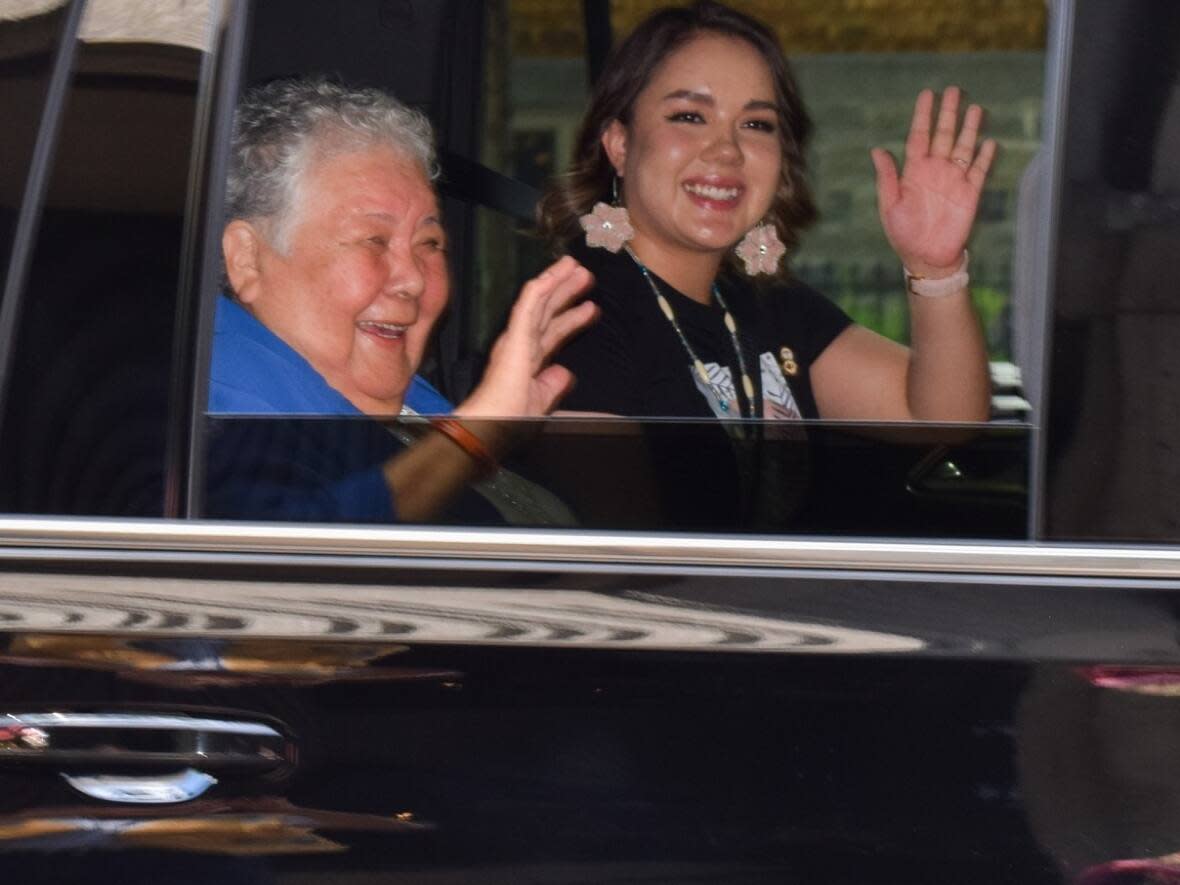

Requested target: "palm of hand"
[
  {"left": 458, "top": 257, "right": 594, "bottom": 419},
  {"left": 872, "top": 87, "right": 997, "bottom": 278},
  {"left": 883, "top": 156, "right": 981, "bottom": 272}
]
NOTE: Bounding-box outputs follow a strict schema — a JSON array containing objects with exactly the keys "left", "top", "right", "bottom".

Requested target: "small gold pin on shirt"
[{"left": 779, "top": 346, "right": 798, "bottom": 377}]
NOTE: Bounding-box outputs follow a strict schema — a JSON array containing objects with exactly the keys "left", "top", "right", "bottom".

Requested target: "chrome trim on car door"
[
  {"left": 4, "top": 712, "right": 281, "bottom": 737},
  {"left": 61, "top": 769, "right": 218, "bottom": 804},
  {"left": 1, "top": 517, "right": 1180, "bottom": 579},
  {"left": 0, "top": 711, "right": 292, "bottom": 803}
]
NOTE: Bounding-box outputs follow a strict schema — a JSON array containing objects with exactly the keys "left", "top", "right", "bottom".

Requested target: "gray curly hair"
[{"left": 225, "top": 76, "right": 439, "bottom": 250}]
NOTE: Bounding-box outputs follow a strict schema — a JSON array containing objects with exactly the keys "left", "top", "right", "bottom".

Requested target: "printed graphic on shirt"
[
  {"left": 759, "top": 352, "right": 802, "bottom": 419},
  {"left": 688, "top": 361, "right": 739, "bottom": 418}
]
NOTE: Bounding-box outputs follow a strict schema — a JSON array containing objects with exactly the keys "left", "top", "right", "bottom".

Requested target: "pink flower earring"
[
  {"left": 579, "top": 177, "right": 634, "bottom": 253},
  {"left": 735, "top": 221, "right": 786, "bottom": 276}
]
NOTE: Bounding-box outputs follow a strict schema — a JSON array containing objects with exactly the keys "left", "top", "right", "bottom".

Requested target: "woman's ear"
[
  {"left": 222, "top": 220, "right": 263, "bottom": 304},
  {"left": 601, "top": 120, "right": 628, "bottom": 176}
]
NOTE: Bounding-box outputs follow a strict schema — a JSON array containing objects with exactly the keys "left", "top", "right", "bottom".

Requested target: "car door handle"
[{"left": 0, "top": 712, "right": 295, "bottom": 804}]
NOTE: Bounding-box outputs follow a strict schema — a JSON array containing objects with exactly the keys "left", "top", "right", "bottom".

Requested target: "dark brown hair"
[{"left": 536, "top": 1, "right": 817, "bottom": 276}]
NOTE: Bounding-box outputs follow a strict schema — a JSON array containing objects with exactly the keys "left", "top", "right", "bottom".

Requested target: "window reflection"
[
  {"left": 203, "top": 414, "right": 1029, "bottom": 538},
  {"left": 0, "top": 0, "right": 211, "bottom": 516}
]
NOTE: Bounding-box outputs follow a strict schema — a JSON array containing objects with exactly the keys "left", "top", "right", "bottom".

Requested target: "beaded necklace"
[{"left": 624, "top": 246, "right": 757, "bottom": 418}]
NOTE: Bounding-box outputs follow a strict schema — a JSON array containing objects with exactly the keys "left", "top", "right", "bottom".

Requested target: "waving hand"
[
  {"left": 870, "top": 87, "right": 997, "bottom": 279},
  {"left": 458, "top": 257, "right": 597, "bottom": 419}
]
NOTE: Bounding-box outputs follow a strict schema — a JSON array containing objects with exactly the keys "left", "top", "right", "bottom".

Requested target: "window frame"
[{"left": 0, "top": 0, "right": 85, "bottom": 443}]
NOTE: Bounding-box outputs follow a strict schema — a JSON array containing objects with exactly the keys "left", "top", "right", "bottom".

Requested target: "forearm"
[
  {"left": 904, "top": 286, "right": 991, "bottom": 422},
  {"left": 382, "top": 419, "right": 511, "bottom": 523}
]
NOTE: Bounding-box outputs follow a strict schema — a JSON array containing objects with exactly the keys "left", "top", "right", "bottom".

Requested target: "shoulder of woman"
[
  {"left": 746, "top": 276, "right": 846, "bottom": 318},
  {"left": 565, "top": 240, "right": 648, "bottom": 313}
]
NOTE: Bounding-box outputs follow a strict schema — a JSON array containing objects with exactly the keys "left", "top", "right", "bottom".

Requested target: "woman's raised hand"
[
  {"left": 870, "top": 86, "right": 997, "bottom": 279},
  {"left": 457, "top": 256, "right": 597, "bottom": 419}
]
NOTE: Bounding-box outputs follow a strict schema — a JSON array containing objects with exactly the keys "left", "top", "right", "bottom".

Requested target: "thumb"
[
  {"left": 870, "top": 147, "right": 900, "bottom": 217},
  {"left": 533, "top": 364, "right": 576, "bottom": 415}
]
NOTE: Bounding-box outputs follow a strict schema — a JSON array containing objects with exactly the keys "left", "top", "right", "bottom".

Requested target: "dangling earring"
[
  {"left": 735, "top": 220, "right": 786, "bottom": 276},
  {"left": 579, "top": 176, "right": 634, "bottom": 253}
]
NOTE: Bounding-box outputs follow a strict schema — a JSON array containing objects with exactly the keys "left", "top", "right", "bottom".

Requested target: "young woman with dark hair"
[{"left": 542, "top": 1, "right": 995, "bottom": 424}]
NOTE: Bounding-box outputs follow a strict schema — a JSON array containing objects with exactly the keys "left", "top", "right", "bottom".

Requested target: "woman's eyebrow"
[
  {"left": 358, "top": 211, "right": 443, "bottom": 228},
  {"left": 660, "top": 90, "right": 778, "bottom": 112},
  {"left": 661, "top": 89, "right": 713, "bottom": 104}
]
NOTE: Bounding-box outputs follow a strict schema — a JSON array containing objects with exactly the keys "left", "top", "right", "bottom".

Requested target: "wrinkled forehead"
[{"left": 288, "top": 139, "right": 439, "bottom": 228}]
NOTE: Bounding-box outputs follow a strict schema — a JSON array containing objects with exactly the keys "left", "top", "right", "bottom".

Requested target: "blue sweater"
[
  {"left": 205, "top": 297, "right": 403, "bottom": 522},
  {"left": 209, "top": 296, "right": 452, "bottom": 416}
]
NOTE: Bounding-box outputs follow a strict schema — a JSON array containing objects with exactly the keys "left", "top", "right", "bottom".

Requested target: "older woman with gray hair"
[{"left": 206, "top": 77, "right": 596, "bottom": 523}]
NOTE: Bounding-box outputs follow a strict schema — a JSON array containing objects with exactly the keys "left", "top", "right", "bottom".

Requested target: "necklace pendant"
[{"left": 719, "top": 400, "right": 729, "bottom": 412}]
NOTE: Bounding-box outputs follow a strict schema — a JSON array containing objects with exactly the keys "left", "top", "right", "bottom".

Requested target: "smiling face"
[
  {"left": 234, "top": 145, "right": 448, "bottom": 415},
  {"left": 602, "top": 32, "right": 783, "bottom": 274}
]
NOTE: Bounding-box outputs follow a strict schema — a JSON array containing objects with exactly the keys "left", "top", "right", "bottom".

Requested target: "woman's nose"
[
  {"left": 385, "top": 244, "right": 426, "bottom": 299},
  {"left": 702, "top": 127, "right": 744, "bottom": 165}
]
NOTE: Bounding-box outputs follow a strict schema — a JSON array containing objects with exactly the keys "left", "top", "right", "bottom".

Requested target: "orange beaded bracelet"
[{"left": 430, "top": 418, "right": 498, "bottom": 478}]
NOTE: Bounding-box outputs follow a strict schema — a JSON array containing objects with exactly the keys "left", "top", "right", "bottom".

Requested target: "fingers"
[
  {"left": 511, "top": 256, "right": 592, "bottom": 331},
  {"left": 541, "top": 261, "right": 594, "bottom": 327},
  {"left": 906, "top": 85, "right": 991, "bottom": 180},
  {"left": 929, "top": 85, "right": 961, "bottom": 157},
  {"left": 540, "top": 299, "right": 598, "bottom": 357},
  {"left": 870, "top": 147, "right": 901, "bottom": 214},
  {"left": 967, "top": 137, "right": 998, "bottom": 189},
  {"left": 533, "top": 364, "right": 576, "bottom": 414},
  {"left": 904, "top": 88, "right": 935, "bottom": 161},
  {"left": 951, "top": 102, "right": 983, "bottom": 166}
]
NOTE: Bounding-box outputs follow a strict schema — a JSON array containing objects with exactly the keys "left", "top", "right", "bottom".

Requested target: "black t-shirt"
[{"left": 557, "top": 240, "right": 853, "bottom": 419}]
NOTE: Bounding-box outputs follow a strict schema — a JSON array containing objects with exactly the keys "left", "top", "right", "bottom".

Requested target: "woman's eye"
[
  {"left": 365, "top": 236, "right": 388, "bottom": 248},
  {"left": 667, "top": 111, "right": 704, "bottom": 124},
  {"left": 744, "top": 118, "right": 777, "bottom": 133},
  {"left": 420, "top": 238, "right": 446, "bottom": 254}
]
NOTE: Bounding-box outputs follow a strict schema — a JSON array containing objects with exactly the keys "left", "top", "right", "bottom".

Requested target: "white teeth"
[
  {"left": 685, "top": 183, "right": 740, "bottom": 200},
  {"left": 360, "top": 321, "right": 407, "bottom": 338}
]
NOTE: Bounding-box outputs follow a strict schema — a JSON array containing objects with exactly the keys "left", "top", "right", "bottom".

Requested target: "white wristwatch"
[{"left": 903, "top": 250, "right": 970, "bottom": 298}]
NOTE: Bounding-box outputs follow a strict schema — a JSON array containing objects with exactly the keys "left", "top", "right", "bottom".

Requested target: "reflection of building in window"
[
  {"left": 490, "top": 0, "right": 1047, "bottom": 361},
  {"left": 511, "top": 129, "right": 556, "bottom": 189},
  {"left": 822, "top": 189, "right": 852, "bottom": 223},
  {"left": 510, "top": 0, "right": 1046, "bottom": 55},
  {"left": 978, "top": 189, "right": 1009, "bottom": 223},
  {"left": 796, "top": 50, "right": 1041, "bottom": 361}
]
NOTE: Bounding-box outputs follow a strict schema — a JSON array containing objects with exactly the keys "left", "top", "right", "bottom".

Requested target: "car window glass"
[
  {"left": 477, "top": 1, "right": 1046, "bottom": 407},
  {"left": 197, "top": 0, "right": 1034, "bottom": 538},
  {"left": 201, "top": 414, "right": 1029, "bottom": 537},
  {"left": 1043, "top": 0, "right": 1180, "bottom": 544},
  {"left": 0, "top": 0, "right": 213, "bottom": 517}
]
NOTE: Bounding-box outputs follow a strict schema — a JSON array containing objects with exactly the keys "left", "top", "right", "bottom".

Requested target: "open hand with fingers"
[
  {"left": 458, "top": 256, "right": 598, "bottom": 419},
  {"left": 870, "top": 86, "right": 997, "bottom": 280}
]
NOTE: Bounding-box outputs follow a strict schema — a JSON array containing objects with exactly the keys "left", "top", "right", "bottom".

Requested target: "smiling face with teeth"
[
  {"left": 227, "top": 145, "right": 449, "bottom": 415},
  {"left": 601, "top": 32, "right": 782, "bottom": 296}
]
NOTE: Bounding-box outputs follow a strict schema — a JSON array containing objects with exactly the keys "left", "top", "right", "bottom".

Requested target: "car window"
[
  {"left": 201, "top": 413, "right": 1028, "bottom": 536},
  {"left": 0, "top": 0, "right": 213, "bottom": 516},
  {"left": 1041, "top": 0, "right": 1180, "bottom": 544},
  {"left": 476, "top": 1, "right": 1046, "bottom": 397},
  {"left": 193, "top": 0, "right": 1037, "bottom": 538}
]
